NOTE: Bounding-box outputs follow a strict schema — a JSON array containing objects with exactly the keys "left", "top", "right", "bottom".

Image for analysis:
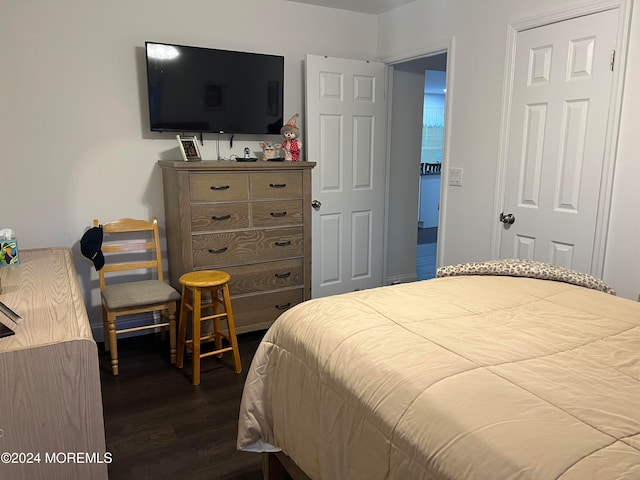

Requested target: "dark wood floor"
[{"left": 99, "top": 331, "right": 267, "bottom": 480}]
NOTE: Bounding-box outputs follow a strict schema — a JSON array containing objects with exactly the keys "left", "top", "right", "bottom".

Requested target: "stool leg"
[
  {"left": 168, "top": 303, "right": 177, "bottom": 365},
  {"left": 213, "top": 287, "right": 223, "bottom": 356},
  {"left": 176, "top": 285, "right": 189, "bottom": 369},
  {"left": 222, "top": 284, "right": 242, "bottom": 374},
  {"left": 192, "top": 287, "right": 202, "bottom": 386}
]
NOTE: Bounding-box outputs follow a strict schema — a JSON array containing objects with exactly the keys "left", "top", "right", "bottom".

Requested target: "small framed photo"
[{"left": 176, "top": 135, "right": 201, "bottom": 161}]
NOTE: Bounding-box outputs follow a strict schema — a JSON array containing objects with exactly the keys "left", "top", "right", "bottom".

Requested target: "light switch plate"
[{"left": 449, "top": 167, "right": 463, "bottom": 186}]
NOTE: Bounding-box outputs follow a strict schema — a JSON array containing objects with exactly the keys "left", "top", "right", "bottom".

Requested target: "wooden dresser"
[
  {"left": 158, "top": 160, "right": 316, "bottom": 334},
  {"left": 0, "top": 248, "right": 107, "bottom": 480}
]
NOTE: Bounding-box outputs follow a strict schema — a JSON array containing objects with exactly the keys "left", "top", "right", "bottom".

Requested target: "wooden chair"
[{"left": 96, "top": 217, "right": 181, "bottom": 376}]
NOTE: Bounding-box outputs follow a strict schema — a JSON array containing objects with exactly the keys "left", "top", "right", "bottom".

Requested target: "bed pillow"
[{"left": 436, "top": 259, "right": 616, "bottom": 295}]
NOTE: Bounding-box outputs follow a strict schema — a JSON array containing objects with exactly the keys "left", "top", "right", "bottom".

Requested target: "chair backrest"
[{"left": 93, "top": 217, "right": 165, "bottom": 290}]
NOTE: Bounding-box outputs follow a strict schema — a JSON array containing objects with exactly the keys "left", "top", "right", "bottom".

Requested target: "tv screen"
[{"left": 145, "top": 42, "right": 284, "bottom": 135}]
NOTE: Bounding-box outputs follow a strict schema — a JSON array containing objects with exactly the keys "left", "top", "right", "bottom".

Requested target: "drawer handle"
[
  {"left": 270, "top": 211, "right": 287, "bottom": 217},
  {"left": 274, "top": 272, "right": 292, "bottom": 279},
  {"left": 210, "top": 185, "right": 230, "bottom": 190},
  {"left": 212, "top": 214, "right": 231, "bottom": 221},
  {"left": 275, "top": 241, "right": 292, "bottom": 247},
  {"left": 275, "top": 302, "right": 292, "bottom": 310},
  {"left": 208, "top": 247, "right": 228, "bottom": 254},
  {"left": 269, "top": 183, "right": 286, "bottom": 188}
]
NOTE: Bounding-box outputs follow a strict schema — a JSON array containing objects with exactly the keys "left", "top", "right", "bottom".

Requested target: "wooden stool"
[{"left": 176, "top": 270, "right": 242, "bottom": 385}]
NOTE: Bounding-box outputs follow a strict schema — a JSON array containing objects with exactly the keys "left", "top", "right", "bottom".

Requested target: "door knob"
[
  {"left": 499, "top": 212, "right": 516, "bottom": 225},
  {"left": 312, "top": 200, "right": 321, "bottom": 210}
]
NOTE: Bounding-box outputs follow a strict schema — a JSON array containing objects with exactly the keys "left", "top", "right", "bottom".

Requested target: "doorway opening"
[
  {"left": 417, "top": 59, "right": 447, "bottom": 280},
  {"left": 386, "top": 46, "right": 449, "bottom": 285}
]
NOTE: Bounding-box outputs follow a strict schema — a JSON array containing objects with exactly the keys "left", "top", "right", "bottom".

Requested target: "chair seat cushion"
[{"left": 102, "top": 280, "right": 180, "bottom": 310}]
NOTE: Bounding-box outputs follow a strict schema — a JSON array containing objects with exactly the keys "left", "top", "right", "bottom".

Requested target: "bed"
[{"left": 237, "top": 260, "right": 640, "bottom": 479}]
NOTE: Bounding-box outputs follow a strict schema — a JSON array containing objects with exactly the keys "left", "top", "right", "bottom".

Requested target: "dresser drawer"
[
  {"left": 191, "top": 203, "right": 250, "bottom": 232},
  {"left": 250, "top": 172, "right": 302, "bottom": 199},
  {"left": 190, "top": 173, "right": 249, "bottom": 202},
  {"left": 225, "top": 259, "right": 303, "bottom": 295},
  {"left": 231, "top": 289, "right": 303, "bottom": 332},
  {"left": 252, "top": 200, "right": 303, "bottom": 227},
  {"left": 192, "top": 227, "right": 303, "bottom": 267}
]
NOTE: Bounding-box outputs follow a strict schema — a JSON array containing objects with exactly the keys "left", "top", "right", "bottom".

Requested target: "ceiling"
[{"left": 286, "top": 0, "right": 414, "bottom": 15}]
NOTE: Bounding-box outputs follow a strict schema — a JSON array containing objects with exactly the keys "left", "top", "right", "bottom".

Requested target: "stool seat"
[
  {"left": 176, "top": 269, "right": 242, "bottom": 385},
  {"left": 180, "top": 270, "right": 230, "bottom": 288}
]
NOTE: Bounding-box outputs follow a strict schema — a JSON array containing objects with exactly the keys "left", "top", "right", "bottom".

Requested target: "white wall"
[
  {"left": 602, "top": 2, "right": 640, "bottom": 301},
  {"left": 379, "top": 0, "right": 640, "bottom": 300},
  {"left": 0, "top": 0, "right": 378, "bottom": 330}
]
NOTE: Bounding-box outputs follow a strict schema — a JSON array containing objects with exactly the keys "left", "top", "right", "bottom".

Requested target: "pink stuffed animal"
[{"left": 281, "top": 114, "right": 302, "bottom": 161}]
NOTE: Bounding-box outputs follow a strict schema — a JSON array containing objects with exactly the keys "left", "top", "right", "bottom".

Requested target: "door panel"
[
  {"left": 306, "top": 54, "right": 387, "bottom": 297},
  {"left": 319, "top": 213, "right": 341, "bottom": 286},
  {"left": 500, "top": 9, "right": 618, "bottom": 273},
  {"left": 352, "top": 210, "right": 372, "bottom": 279}
]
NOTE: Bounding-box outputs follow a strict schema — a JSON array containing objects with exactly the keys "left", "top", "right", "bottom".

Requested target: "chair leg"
[
  {"left": 176, "top": 286, "right": 189, "bottom": 369},
  {"left": 159, "top": 324, "right": 166, "bottom": 342},
  {"left": 107, "top": 312, "right": 119, "bottom": 376},
  {"left": 192, "top": 288, "right": 202, "bottom": 386},
  {"left": 222, "top": 284, "right": 242, "bottom": 374},
  {"left": 158, "top": 309, "right": 167, "bottom": 342},
  {"left": 102, "top": 305, "right": 110, "bottom": 352},
  {"left": 168, "top": 304, "right": 177, "bottom": 365}
]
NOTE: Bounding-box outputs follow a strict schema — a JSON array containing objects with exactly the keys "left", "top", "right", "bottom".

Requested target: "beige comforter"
[{"left": 237, "top": 276, "right": 640, "bottom": 479}]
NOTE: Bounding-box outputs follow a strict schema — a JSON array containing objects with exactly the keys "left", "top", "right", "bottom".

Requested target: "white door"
[
  {"left": 499, "top": 9, "right": 619, "bottom": 274},
  {"left": 305, "top": 55, "right": 387, "bottom": 297}
]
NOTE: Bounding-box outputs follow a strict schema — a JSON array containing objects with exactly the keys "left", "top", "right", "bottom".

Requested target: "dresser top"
[
  {"left": 159, "top": 160, "right": 316, "bottom": 171},
  {"left": 0, "top": 247, "right": 93, "bottom": 352}
]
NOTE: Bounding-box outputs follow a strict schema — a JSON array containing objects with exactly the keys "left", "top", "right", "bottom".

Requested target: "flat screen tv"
[{"left": 145, "top": 42, "right": 284, "bottom": 135}]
